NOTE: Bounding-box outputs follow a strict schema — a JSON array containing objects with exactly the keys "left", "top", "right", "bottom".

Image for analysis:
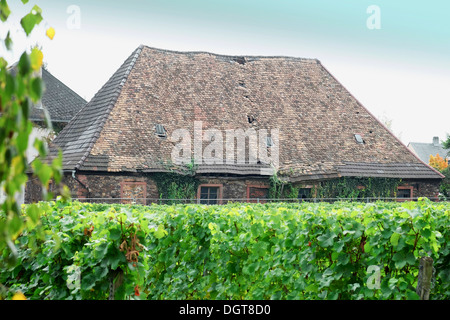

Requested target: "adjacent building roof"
[
  {"left": 8, "top": 65, "right": 86, "bottom": 123},
  {"left": 407, "top": 137, "right": 450, "bottom": 164},
  {"left": 47, "top": 45, "right": 444, "bottom": 180},
  {"left": 30, "top": 68, "right": 87, "bottom": 123}
]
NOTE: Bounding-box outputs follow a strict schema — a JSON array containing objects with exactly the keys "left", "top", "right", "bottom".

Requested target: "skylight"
[
  {"left": 354, "top": 134, "right": 364, "bottom": 144},
  {"left": 155, "top": 124, "right": 166, "bottom": 137}
]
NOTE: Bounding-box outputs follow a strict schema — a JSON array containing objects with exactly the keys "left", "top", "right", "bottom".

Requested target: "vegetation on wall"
[
  {"left": 269, "top": 171, "right": 403, "bottom": 200},
  {"left": 149, "top": 159, "right": 200, "bottom": 203},
  {"left": 151, "top": 172, "right": 200, "bottom": 204},
  {"left": 316, "top": 177, "right": 403, "bottom": 200}
]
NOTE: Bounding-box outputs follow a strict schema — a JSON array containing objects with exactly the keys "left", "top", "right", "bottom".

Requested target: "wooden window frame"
[{"left": 197, "top": 184, "right": 223, "bottom": 205}]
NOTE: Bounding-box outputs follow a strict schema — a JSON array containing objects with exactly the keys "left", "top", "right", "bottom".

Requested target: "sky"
[{"left": 2, "top": 0, "right": 450, "bottom": 146}]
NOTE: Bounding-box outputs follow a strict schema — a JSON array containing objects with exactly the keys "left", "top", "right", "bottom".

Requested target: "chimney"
[{"left": 433, "top": 136, "right": 440, "bottom": 146}]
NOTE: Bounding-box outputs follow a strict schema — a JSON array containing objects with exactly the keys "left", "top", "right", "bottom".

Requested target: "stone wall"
[
  {"left": 405, "top": 179, "right": 441, "bottom": 199},
  {"left": 24, "top": 172, "right": 442, "bottom": 204}
]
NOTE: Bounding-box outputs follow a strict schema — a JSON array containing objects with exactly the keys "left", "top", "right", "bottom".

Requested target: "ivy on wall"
[
  {"left": 150, "top": 172, "right": 200, "bottom": 204},
  {"left": 269, "top": 172, "right": 403, "bottom": 200},
  {"left": 147, "top": 159, "right": 200, "bottom": 203},
  {"left": 316, "top": 177, "right": 402, "bottom": 199}
]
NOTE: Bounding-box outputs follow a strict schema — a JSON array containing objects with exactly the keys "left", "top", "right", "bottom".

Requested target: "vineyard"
[{"left": 0, "top": 198, "right": 449, "bottom": 300}]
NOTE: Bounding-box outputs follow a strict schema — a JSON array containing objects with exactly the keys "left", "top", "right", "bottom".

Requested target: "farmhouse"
[{"left": 26, "top": 45, "right": 444, "bottom": 203}]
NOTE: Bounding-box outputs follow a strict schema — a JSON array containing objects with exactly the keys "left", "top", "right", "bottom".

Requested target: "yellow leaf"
[
  {"left": 30, "top": 47, "right": 43, "bottom": 71},
  {"left": 46, "top": 27, "right": 55, "bottom": 40},
  {"left": 12, "top": 292, "right": 27, "bottom": 300}
]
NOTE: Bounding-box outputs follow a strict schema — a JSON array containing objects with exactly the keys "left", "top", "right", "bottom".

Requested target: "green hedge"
[{"left": 1, "top": 199, "right": 449, "bottom": 300}]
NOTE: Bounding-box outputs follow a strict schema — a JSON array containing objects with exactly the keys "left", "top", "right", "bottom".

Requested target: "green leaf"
[
  {"left": 0, "top": 0, "right": 11, "bottom": 22},
  {"left": 317, "top": 232, "right": 336, "bottom": 247},
  {"left": 9, "top": 213, "right": 24, "bottom": 240},
  {"left": 406, "top": 291, "right": 420, "bottom": 300},
  {"left": 364, "top": 242, "right": 373, "bottom": 253},
  {"left": 109, "top": 228, "right": 121, "bottom": 241},
  {"left": 30, "top": 77, "right": 42, "bottom": 102},
  {"left": 94, "top": 241, "right": 109, "bottom": 260},
  {"left": 154, "top": 224, "right": 168, "bottom": 239},
  {"left": 20, "top": 5, "right": 43, "bottom": 36},
  {"left": 420, "top": 228, "right": 432, "bottom": 239},
  {"left": 390, "top": 232, "right": 401, "bottom": 247},
  {"left": 251, "top": 222, "right": 263, "bottom": 237},
  {"left": 392, "top": 251, "right": 416, "bottom": 269},
  {"left": 18, "top": 52, "right": 31, "bottom": 76},
  {"left": 32, "top": 159, "right": 52, "bottom": 186},
  {"left": 4, "top": 30, "right": 12, "bottom": 50},
  {"left": 26, "top": 203, "right": 40, "bottom": 229}
]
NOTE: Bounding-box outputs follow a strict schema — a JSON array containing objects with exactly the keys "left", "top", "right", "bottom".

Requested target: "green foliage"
[
  {"left": 1, "top": 0, "right": 67, "bottom": 272},
  {"left": 442, "top": 134, "right": 450, "bottom": 153},
  {"left": 1, "top": 199, "right": 449, "bottom": 300},
  {"left": 317, "top": 177, "right": 402, "bottom": 199},
  {"left": 151, "top": 172, "right": 200, "bottom": 204}
]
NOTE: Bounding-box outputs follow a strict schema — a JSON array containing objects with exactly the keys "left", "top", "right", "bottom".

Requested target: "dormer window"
[
  {"left": 266, "top": 136, "right": 274, "bottom": 147},
  {"left": 155, "top": 124, "right": 166, "bottom": 138}
]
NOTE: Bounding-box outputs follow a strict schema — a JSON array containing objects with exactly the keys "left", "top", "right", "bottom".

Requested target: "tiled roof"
[
  {"left": 8, "top": 65, "right": 86, "bottom": 123},
  {"left": 33, "top": 68, "right": 87, "bottom": 122},
  {"left": 336, "top": 162, "right": 442, "bottom": 179},
  {"left": 407, "top": 141, "right": 449, "bottom": 164},
  {"left": 48, "top": 45, "right": 443, "bottom": 180}
]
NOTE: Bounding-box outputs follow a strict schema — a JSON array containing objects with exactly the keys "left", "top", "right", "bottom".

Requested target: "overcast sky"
[{"left": 2, "top": 0, "right": 449, "bottom": 145}]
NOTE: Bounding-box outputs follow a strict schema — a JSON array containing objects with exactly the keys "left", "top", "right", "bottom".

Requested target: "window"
[
  {"left": 397, "top": 186, "right": 413, "bottom": 200},
  {"left": 298, "top": 188, "right": 311, "bottom": 200},
  {"left": 247, "top": 185, "right": 269, "bottom": 203},
  {"left": 198, "top": 184, "right": 222, "bottom": 205},
  {"left": 266, "top": 136, "right": 274, "bottom": 147}
]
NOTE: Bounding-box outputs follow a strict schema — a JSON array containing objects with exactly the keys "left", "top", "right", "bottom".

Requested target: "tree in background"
[
  {"left": 443, "top": 134, "right": 450, "bottom": 157},
  {"left": 1, "top": 0, "right": 69, "bottom": 298},
  {"left": 429, "top": 154, "right": 448, "bottom": 172},
  {"left": 439, "top": 134, "right": 450, "bottom": 199},
  {"left": 428, "top": 134, "right": 450, "bottom": 200}
]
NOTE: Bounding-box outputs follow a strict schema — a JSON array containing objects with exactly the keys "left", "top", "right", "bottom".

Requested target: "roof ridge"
[
  {"left": 76, "top": 45, "right": 143, "bottom": 169},
  {"left": 140, "top": 44, "right": 318, "bottom": 62}
]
